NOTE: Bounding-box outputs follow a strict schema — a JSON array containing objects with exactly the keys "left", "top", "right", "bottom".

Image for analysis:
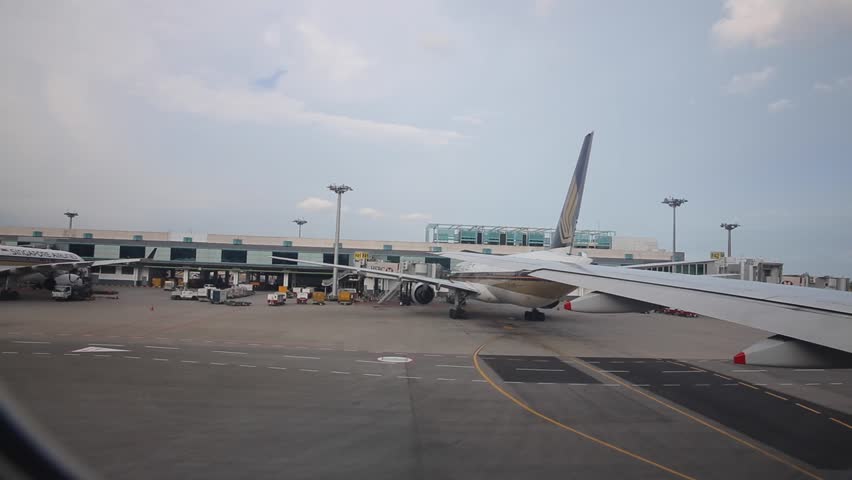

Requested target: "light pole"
[
  {"left": 662, "top": 197, "right": 687, "bottom": 260},
  {"left": 64, "top": 211, "right": 78, "bottom": 231},
  {"left": 293, "top": 218, "right": 307, "bottom": 238},
  {"left": 327, "top": 184, "right": 352, "bottom": 299},
  {"left": 720, "top": 223, "right": 740, "bottom": 257}
]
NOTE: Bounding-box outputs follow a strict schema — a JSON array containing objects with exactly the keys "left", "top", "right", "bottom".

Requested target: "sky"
[{"left": 1, "top": 0, "right": 851, "bottom": 275}]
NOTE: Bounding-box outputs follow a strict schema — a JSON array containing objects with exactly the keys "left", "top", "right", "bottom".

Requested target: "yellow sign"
[
  {"left": 710, "top": 251, "right": 725, "bottom": 260},
  {"left": 354, "top": 251, "right": 369, "bottom": 261}
]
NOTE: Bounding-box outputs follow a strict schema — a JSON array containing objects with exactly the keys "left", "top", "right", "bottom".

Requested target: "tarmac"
[{"left": 0, "top": 287, "right": 850, "bottom": 479}]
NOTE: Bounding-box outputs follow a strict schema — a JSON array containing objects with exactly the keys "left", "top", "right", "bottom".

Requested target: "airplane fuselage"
[{"left": 449, "top": 259, "right": 578, "bottom": 308}]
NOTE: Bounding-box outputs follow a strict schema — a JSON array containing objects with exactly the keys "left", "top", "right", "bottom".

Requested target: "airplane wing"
[
  {"left": 0, "top": 249, "right": 156, "bottom": 276},
  {"left": 439, "top": 251, "right": 852, "bottom": 354},
  {"left": 269, "top": 256, "right": 481, "bottom": 294}
]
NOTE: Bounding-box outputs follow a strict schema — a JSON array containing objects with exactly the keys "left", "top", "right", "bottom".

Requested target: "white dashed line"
[
  {"left": 779, "top": 383, "right": 793, "bottom": 386},
  {"left": 124, "top": 356, "right": 141, "bottom": 359},
  {"left": 805, "top": 383, "right": 820, "bottom": 386},
  {"left": 213, "top": 351, "right": 247, "bottom": 355},
  {"left": 331, "top": 371, "right": 350, "bottom": 375},
  {"left": 631, "top": 384, "right": 650, "bottom": 387},
  {"left": 472, "top": 379, "right": 487, "bottom": 383},
  {"left": 722, "top": 383, "right": 738, "bottom": 386},
  {"left": 300, "top": 369, "right": 319, "bottom": 373},
  {"left": 437, "top": 378, "right": 456, "bottom": 381},
  {"left": 755, "top": 383, "right": 768, "bottom": 386},
  {"left": 829, "top": 382, "right": 843, "bottom": 385},
  {"left": 765, "top": 391, "right": 788, "bottom": 401},
  {"left": 284, "top": 355, "right": 320, "bottom": 360},
  {"left": 153, "top": 358, "right": 169, "bottom": 361},
  {"left": 362, "top": 373, "right": 382, "bottom": 377},
  {"left": 516, "top": 368, "right": 564, "bottom": 372},
  {"left": 602, "top": 370, "right": 629, "bottom": 373},
  {"left": 504, "top": 381, "right": 522, "bottom": 384},
  {"left": 424, "top": 354, "right": 443, "bottom": 357},
  {"left": 2, "top": 352, "right": 19, "bottom": 355},
  {"left": 267, "top": 366, "right": 287, "bottom": 370},
  {"left": 436, "top": 364, "right": 475, "bottom": 369},
  {"left": 64, "top": 353, "right": 80, "bottom": 356},
  {"left": 145, "top": 346, "right": 179, "bottom": 350},
  {"left": 13, "top": 341, "right": 51, "bottom": 344},
  {"left": 356, "top": 360, "right": 384, "bottom": 364},
  {"left": 537, "top": 382, "right": 557, "bottom": 385},
  {"left": 732, "top": 369, "right": 766, "bottom": 372},
  {"left": 397, "top": 376, "right": 421, "bottom": 379},
  {"left": 663, "top": 384, "right": 680, "bottom": 387},
  {"left": 89, "top": 343, "right": 125, "bottom": 347},
  {"left": 601, "top": 384, "right": 620, "bottom": 387},
  {"left": 181, "top": 360, "right": 199, "bottom": 364},
  {"left": 795, "top": 403, "right": 821, "bottom": 414},
  {"left": 662, "top": 370, "right": 703, "bottom": 374},
  {"left": 94, "top": 355, "right": 111, "bottom": 358},
  {"left": 239, "top": 365, "right": 257, "bottom": 368},
  {"left": 210, "top": 362, "right": 226, "bottom": 366}
]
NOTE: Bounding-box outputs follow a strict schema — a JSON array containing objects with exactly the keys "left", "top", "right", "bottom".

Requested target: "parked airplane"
[
  {"left": 273, "top": 132, "right": 597, "bottom": 321},
  {"left": 0, "top": 245, "right": 154, "bottom": 300}
]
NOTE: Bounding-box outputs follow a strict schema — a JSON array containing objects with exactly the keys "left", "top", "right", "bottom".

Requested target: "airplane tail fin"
[{"left": 551, "top": 132, "right": 594, "bottom": 249}]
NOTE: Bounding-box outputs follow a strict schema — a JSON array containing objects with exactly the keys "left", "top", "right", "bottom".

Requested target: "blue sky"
[{"left": 1, "top": 0, "right": 851, "bottom": 275}]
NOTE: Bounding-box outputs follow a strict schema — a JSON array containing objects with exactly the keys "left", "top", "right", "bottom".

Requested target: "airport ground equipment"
[
  {"left": 163, "top": 280, "right": 176, "bottom": 291},
  {"left": 296, "top": 291, "right": 309, "bottom": 304},
  {"left": 51, "top": 285, "right": 92, "bottom": 301},
  {"left": 267, "top": 293, "right": 286, "bottom": 306},
  {"left": 312, "top": 291, "right": 326, "bottom": 305},
  {"left": 338, "top": 290, "right": 352, "bottom": 305}
]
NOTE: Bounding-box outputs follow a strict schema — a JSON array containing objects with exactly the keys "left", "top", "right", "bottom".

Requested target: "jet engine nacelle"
[
  {"left": 412, "top": 283, "right": 436, "bottom": 305},
  {"left": 565, "top": 292, "right": 656, "bottom": 313},
  {"left": 44, "top": 273, "right": 83, "bottom": 290}
]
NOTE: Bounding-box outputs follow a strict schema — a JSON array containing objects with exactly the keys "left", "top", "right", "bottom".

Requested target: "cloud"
[
  {"left": 400, "top": 212, "right": 432, "bottom": 221},
  {"left": 420, "top": 33, "right": 454, "bottom": 54},
  {"left": 533, "top": 0, "right": 556, "bottom": 18},
  {"left": 263, "top": 27, "right": 281, "bottom": 48},
  {"left": 712, "top": 0, "right": 852, "bottom": 48},
  {"left": 153, "top": 76, "right": 463, "bottom": 145},
  {"left": 297, "top": 197, "right": 335, "bottom": 211},
  {"left": 253, "top": 68, "right": 288, "bottom": 90},
  {"left": 297, "top": 21, "right": 370, "bottom": 83},
  {"left": 813, "top": 75, "right": 852, "bottom": 93},
  {"left": 767, "top": 98, "right": 793, "bottom": 113},
  {"left": 358, "top": 207, "right": 385, "bottom": 219},
  {"left": 452, "top": 114, "right": 483, "bottom": 126},
  {"left": 725, "top": 67, "right": 774, "bottom": 94}
]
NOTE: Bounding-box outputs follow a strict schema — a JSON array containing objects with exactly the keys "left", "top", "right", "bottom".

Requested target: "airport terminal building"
[{"left": 0, "top": 226, "right": 673, "bottom": 289}]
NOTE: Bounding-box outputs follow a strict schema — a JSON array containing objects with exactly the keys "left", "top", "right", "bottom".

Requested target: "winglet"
[{"left": 552, "top": 132, "right": 594, "bottom": 249}]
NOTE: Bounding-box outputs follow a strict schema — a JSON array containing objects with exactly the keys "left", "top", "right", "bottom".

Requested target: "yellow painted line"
[
  {"left": 738, "top": 382, "right": 760, "bottom": 391},
  {"left": 568, "top": 358, "right": 823, "bottom": 480},
  {"left": 795, "top": 403, "right": 822, "bottom": 415},
  {"left": 764, "top": 391, "right": 788, "bottom": 401},
  {"left": 830, "top": 417, "right": 852, "bottom": 430},
  {"left": 472, "top": 343, "right": 697, "bottom": 480}
]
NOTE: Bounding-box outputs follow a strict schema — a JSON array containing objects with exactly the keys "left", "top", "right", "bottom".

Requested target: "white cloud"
[
  {"left": 297, "top": 197, "right": 335, "bottom": 211},
  {"left": 813, "top": 75, "right": 852, "bottom": 93},
  {"left": 712, "top": 0, "right": 852, "bottom": 48},
  {"left": 420, "top": 33, "right": 454, "bottom": 54},
  {"left": 452, "top": 114, "right": 483, "bottom": 126},
  {"left": 533, "top": 0, "right": 557, "bottom": 18},
  {"left": 725, "top": 67, "right": 774, "bottom": 94},
  {"left": 767, "top": 98, "right": 793, "bottom": 113},
  {"left": 358, "top": 207, "right": 385, "bottom": 219},
  {"left": 297, "top": 21, "right": 370, "bottom": 83},
  {"left": 263, "top": 27, "right": 281, "bottom": 48},
  {"left": 400, "top": 212, "right": 432, "bottom": 221},
  {"left": 153, "top": 76, "right": 463, "bottom": 146}
]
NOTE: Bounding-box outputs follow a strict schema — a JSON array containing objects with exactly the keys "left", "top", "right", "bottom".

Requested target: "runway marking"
[
  {"left": 145, "top": 346, "right": 178, "bottom": 350},
  {"left": 397, "top": 376, "right": 421, "bottom": 379},
  {"left": 284, "top": 355, "right": 320, "bottom": 360},
  {"left": 330, "top": 371, "right": 350, "bottom": 375},
  {"left": 473, "top": 344, "right": 697, "bottom": 480},
  {"left": 239, "top": 365, "right": 256, "bottom": 368},
  {"left": 210, "top": 362, "right": 226, "bottom": 366},
  {"left": 713, "top": 373, "right": 732, "bottom": 381},
  {"left": 602, "top": 370, "right": 629, "bottom": 373},
  {"left": 362, "top": 373, "right": 382, "bottom": 377},
  {"left": 299, "top": 369, "right": 319, "bottom": 373},
  {"left": 722, "top": 383, "right": 738, "bottom": 386},
  {"left": 94, "top": 355, "right": 111, "bottom": 358},
  {"left": 569, "top": 383, "right": 589, "bottom": 386},
  {"left": 765, "top": 391, "right": 788, "bottom": 401},
  {"left": 537, "top": 382, "right": 557, "bottom": 385},
  {"left": 733, "top": 369, "right": 766, "bottom": 373},
  {"left": 436, "top": 364, "right": 474, "bottom": 369},
  {"left": 610, "top": 361, "right": 625, "bottom": 363},
  {"left": 33, "top": 352, "right": 51, "bottom": 355},
  {"left": 567, "top": 356, "right": 823, "bottom": 480},
  {"left": 356, "top": 360, "right": 384, "bottom": 364},
  {"left": 64, "top": 353, "right": 79, "bottom": 356},
  {"left": 124, "top": 356, "right": 141, "bottom": 359},
  {"left": 89, "top": 343, "right": 125, "bottom": 347},
  {"left": 181, "top": 360, "right": 199, "bottom": 364},
  {"left": 516, "top": 368, "right": 564, "bottom": 372},
  {"left": 738, "top": 382, "right": 759, "bottom": 391},
  {"left": 13, "top": 341, "right": 51, "bottom": 344},
  {"left": 1, "top": 352, "right": 19, "bottom": 354},
  {"left": 471, "top": 379, "right": 487, "bottom": 383},
  {"left": 662, "top": 384, "right": 680, "bottom": 387},
  {"left": 794, "top": 369, "right": 824, "bottom": 372},
  {"left": 829, "top": 382, "right": 843, "bottom": 385},
  {"left": 779, "top": 383, "right": 793, "bottom": 386},
  {"left": 755, "top": 383, "right": 768, "bottom": 386},
  {"left": 795, "top": 403, "right": 821, "bottom": 415},
  {"left": 830, "top": 417, "right": 852, "bottom": 430},
  {"left": 213, "top": 351, "right": 248, "bottom": 355},
  {"left": 804, "top": 383, "right": 820, "bottom": 386},
  {"left": 601, "top": 384, "right": 620, "bottom": 387},
  {"left": 631, "top": 384, "right": 650, "bottom": 387},
  {"left": 504, "top": 381, "right": 522, "bottom": 384},
  {"left": 153, "top": 358, "right": 169, "bottom": 361},
  {"left": 437, "top": 378, "right": 456, "bottom": 381},
  {"left": 694, "top": 384, "right": 710, "bottom": 387},
  {"left": 267, "top": 366, "right": 287, "bottom": 370},
  {"left": 533, "top": 359, "right": 551, "bottom": 363}
]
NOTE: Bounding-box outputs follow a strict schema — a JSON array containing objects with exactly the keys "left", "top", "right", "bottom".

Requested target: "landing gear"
[
  {"left": 449, "top": 293, "right": 468, "bottom": 319},
  {"left": 524, "top": 309, "right": 545, "bottom": 321}
]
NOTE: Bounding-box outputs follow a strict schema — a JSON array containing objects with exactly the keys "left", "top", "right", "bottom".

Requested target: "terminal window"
[
  {"left": 386, "top": 255, "right": 400, "bottom": 263},
  {"left": 119, "top": 245, "right": 146, "bottom": 259},
  {"left": 99, "top": 266, "right": 116, "bottom": 274},
  {"left": 221, "top": 249, "right": 247, "bottom": 263},
  {"left": 121, "top": 266, "right": 135, "bottom": 275},
  {"left": 323, "top": 253, "right": 349, "bottom": 265},
  {"left": 170, "top": 248, "right": 197, "bottom": 262},
  {"left": 272, "top": 252, "right": 298, "bottom": 264},
  {"left": 69, "top": 244, "right": 95, "bottom": 258}
]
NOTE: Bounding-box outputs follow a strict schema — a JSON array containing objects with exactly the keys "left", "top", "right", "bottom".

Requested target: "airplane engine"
[
  {"left": 412, "top": 283, "right": 436, "bottom": 305},
  {"left": 565, "top": 292, "right": 656, "bottom": 313},
  {"left": 45, "top": 273, "right": 83, "bottom": 290}
]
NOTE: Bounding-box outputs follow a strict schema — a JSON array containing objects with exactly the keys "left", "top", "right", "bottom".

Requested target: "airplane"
[
  {"left": 0, "top": 244, "right": 154, "bottom": 300},
  {"left": 276, "top": 132, "right": 852, "bottom": 367},
  {"left": 273, "top": 132, "right": 598, "bottom": 322}
]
